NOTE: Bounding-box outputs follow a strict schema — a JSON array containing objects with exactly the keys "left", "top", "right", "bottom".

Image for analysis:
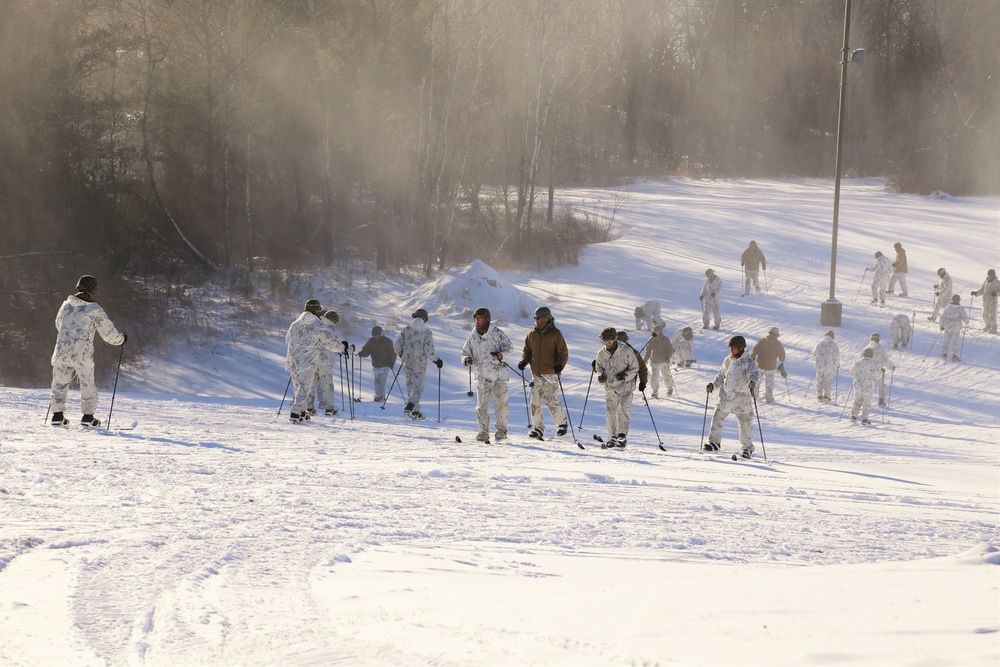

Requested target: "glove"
[
  {"left": 933, "top": 284, "right": 939, "bottom": 289},
  {"left": 778, "top": 362, "right": 787, "bottom": 378},
  {"left": 553, "top": 364, "right": 563, "bottom": 375},
  {"left": 934, "top": 292, "right": 939, "bottom": 297},
  {"left": 463, "top": 357, "right": 473, "bottom": 367},
  {"left": 706, "top": 383, "right": 714, "bottom": 393},
  {"left": 517, "top": 360, "right": 527, "bottom": 371},
  {"left": 491, "top": 351, "right": 503, "bottom": 362},
  {"left": 881, "top": 368, "right": 886, "bottom": 375},
  {"left": 434, "top": 358, "right": 443, "bottom": 369},
  {"left": 349, "top": 344, "right": 356, "bottom": 354},
  {"left": 342, "top": 340, "right": 349, "bottom": 354},
  {"left": 615, "top": 371, "right": 626, "bottom": 381},
  {"left": 598, "top": 373, "right": 607, "bottom": 384},
  {"left": 940, "top": 326, "right": 944, "bottom": 331},
  {"left": 591, "top": 359, "right": 597, "bottom": 372},
  {"left": 638, "top": 381, "right": 646, "bottom": 392},
  {"left": 121, "top": 333, "right": 128, "bottom": 344}
]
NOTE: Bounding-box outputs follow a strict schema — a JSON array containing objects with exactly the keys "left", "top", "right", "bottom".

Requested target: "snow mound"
[
  {"left": 956, "top": 543, "right": 1000, "bottom": 565},
  {"left": 402, "top": 259, "right": 532, "bottom": 324}
]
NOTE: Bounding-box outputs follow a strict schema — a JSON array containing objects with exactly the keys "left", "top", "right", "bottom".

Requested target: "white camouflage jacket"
[
  {"left": 851, "top": 357, "right": 881, "bottom": 391},
  {"left": 863, "top": 341, "right": 894, "bottom": 371},
  {"left": 596, "top": 343, "right": 638, "bottom": 390},
  {"left": 940, "top": 304, "right": 969, "bottom": 331},
  {"left": 393, "top": 318, "right": 440, "bottom": 370},
  {"left": 461, "top": 324, "right": 513, "bottom": 384},
  {"left": 285, "top": 312, "right": 339, "bottom": 373},
  {"left": 51, "top": 295, "right": 125, "bottom": 367},
  {"left": 699, "top": 276, "right": 723, "bottom": 303},
  {"left": 811, "top": 335, "right": 840, "bottom": 371},
  {"left": 711, "top": 352, "right": 759, "bottom": 405}
]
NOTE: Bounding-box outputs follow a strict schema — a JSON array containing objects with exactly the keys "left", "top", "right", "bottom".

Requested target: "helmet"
[
  {"left": 988, "top": 269, "right": 996, "bottom": 277},
  {"left": 705, "top": 268, "right": 715, "bottom": 277},
  {"left": 825, "top": 330, "right": 836, "bottom": 339},
  {"left": 323, "top": 310, "right": 339, "bottom": 323},
  {"left": 862, "top": 348, "right": 874, "bottom": 357},
  {"left": 870, "top": 332, "right": 881, "bottom": 342},
  {"left": 371, "top": 325, "right": 383, "bottom": 336},
  {"left": 411, "top": 308, "right": 429, "bottom": 322},
  {"left": 304, "top": 299, "right": 322, "bottom": 312},
  {"left": 937, "top": 267, "right": 946, "bottom": 277},
  {"left": 952, "top": 294, "right": 961, "bottom": 304},
  {"left": 617, "top": 330, "right": 630, "bottom": 342},
  {"left": 653, "top": 324, "right": 664, "bottom": 335},
  {"left": 727, "top": 335, "right": 747, "bottom": 349},
  {"left": 534, "top": 306, "right": 552, "bottom": 320},
  {"left": 682, "top": 327, "right": 694, "bottom": 341},
  {"left": 76, "top": 275, "right": 98, "bottom": 292},
  {"left": 473, "top": 307, "right": 491, "bottom": 322},
  {"left": 600, "top": 327, "right": 618, "bottom": 342},
  {"left": 634, "top": 306, "right": 644, "bottom": 317}
]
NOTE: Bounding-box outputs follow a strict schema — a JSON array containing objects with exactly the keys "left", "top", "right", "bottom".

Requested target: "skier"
[
  {"left": 617, "top": 330, "right": 648, "bottom": 394},
  {"left": 862, "top": 333, "right": 895, "bottom": 407},
  {"left": 595, "top": 327, "right": 639, "bottom": 448},
  {"left": 286, "top": 299, "right": 341, "bottom": 423},
  {"left": 393, "top": 308, "right": 443, "bottom": 420},
  {"left": 358, "top": 325, "right": 396, "bottom": 402},
  {"left": 517, "top": 306, "right": 569, "bottom": 440},
  {"left": 887, "top": 242, "right": 909, "bottom": 297},
  {"left": 699, "top": 269, "right": 723, "bottom": 330},
  {"left": 889, "top": 313, "right": 912, "bottom": 350},
  {"left": 929, "top": 268, "right": 952, "bottom": 322},
  {"left": 633, "top": 300, "right": 664, "bottom": 331},
  {"left": 461, "top": 307, "right": 513, "bottom": 442},
  {"left": 312, "top": 309, "right": 345, "bottom": 416},
  {"left": 869, "top": 251, "right": 893, "bottom": 305},
  {"left": 643, "top": 324, "right": 676, "bottom": 398},
  {"left": 49, "top": 275, "right": 126, "bottom": 427},
  {"left": 971, "top": 268, "right": 999, "bottom": 334},
  {"left": 750, "top": 327, "right": 786, "bottom": 403},
  {"left": 672, "top": 326, "right": 696, "bottom": 367},
  {"left": 740, "top": 240, "right": 767, "bottom": 295},
  {"left": 811, "top": 330, "right": 840, "bottom": 403},
  {"left": 849, "top": 348, "right": 881, "bottom": 425},
  {"left": 939, "top": 295, "right": 969, "bottom": 361},
  {"left": 705, "top": 335, "right": 759, "bottom": 457}
]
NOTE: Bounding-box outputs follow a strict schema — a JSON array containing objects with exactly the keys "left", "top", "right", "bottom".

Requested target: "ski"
[
  {"left": 455, "top": 435, "right": 491, "bottom": 444},
  {"left": 593, "top": 433, "right": 624, "bottom": 450}
]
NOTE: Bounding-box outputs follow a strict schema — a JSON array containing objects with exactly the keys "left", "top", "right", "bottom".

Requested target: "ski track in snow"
[{"left": 1, "top": 179, "right": 998, "bottom": 666}]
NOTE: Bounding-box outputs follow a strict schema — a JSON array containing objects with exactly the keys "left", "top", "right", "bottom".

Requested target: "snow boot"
[
  {"left": 703, "top": 442, "right": 720, "bottom": 452},
  {"left": 615, "top": 433, "right": 627, "bottom": 448},
  {"left": 51, "top": 411, "right": 69, "bottom": 427},
  {"left": 528, "top": 428, "right": 544, "bottom": 440},
  {"left": 475, "top": 431, "right": 490, "bottom": 442},
  {"left": 556, "top": 423, "right": 568, "bottom": 437},
  {"left": 325, "top": 408, "right": 339, "bottom": 416},
  {"left": 81, "top": 414, "right": 101, "bottom": 428},
  {"left": 862, "top": 418, "right": 872, "bottom": 425},
  {"left": 494, "top": 430, "right": 507, "bottom": 441},
  {"left": 403, "top": 402, "right": 415, "bottom": 417}
]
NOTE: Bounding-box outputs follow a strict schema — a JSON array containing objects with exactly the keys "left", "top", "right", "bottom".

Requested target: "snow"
[{"left": 2, "top": 178, "right": 998, "bottom": 666}]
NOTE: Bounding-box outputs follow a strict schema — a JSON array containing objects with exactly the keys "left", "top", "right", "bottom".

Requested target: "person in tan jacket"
[
  {"left": 643, "top": 325, "right": 675, "bottom": 398},
  {"left": 518, "top": 306, "right": 569, "bottom": 439},
  {"left": 887, "top": 242, "right": 909, "bottom": 297},
  {"left": 750, "top": 327, "right": 786, "bottom": 402}
]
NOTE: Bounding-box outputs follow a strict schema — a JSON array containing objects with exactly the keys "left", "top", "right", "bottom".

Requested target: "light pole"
[{"left": 821, "top": 0, "right": 864, "bottom": 327}]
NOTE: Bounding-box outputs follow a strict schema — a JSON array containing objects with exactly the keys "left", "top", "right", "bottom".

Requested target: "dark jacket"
[{"left": 520, "top": 320, "right": 569, "bottom": 375}]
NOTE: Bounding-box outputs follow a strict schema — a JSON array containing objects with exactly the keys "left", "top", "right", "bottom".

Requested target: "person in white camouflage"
[
  {"left": 699, "top": 269, "right": 723, "bottom": 330},
  {"left": 393, "top": 308, "right": 442, "bottom": 420},
  {"left": 633, "top": 300, "right": 664, "bottom": 331},
  {"left": 595, "top": 327, "right": 638, "bottom": 448},
  {"left": 971, "top": 269, "right": 999, "bottom": 334},
  {"left": 929, "top": 268, "right": 952, "bottom": 322},
  {"left": 643, "top": 324, "right": 675, "bottom": 398},
  {"left": 862, "top": 332, "right": 894, "bottom": 406},
  {"left": 286, "top": 299, "right": 342, "bottom": 423},
  {"left": 671, "top": 326, "right": 695, "bottom": 367},
  {"left": 517, "top": 306, "right": 569, "bottom": 440},
  {"left": 939, "top": 295, "right": 969, "bottom": 361},
  {"left": 461, "top": 307, "right": 513, "bottom": 442},
  {"left": 850, "top": 348, "right": 881, "bottom": 425},
  {"left": 313, "top": 310, "right": 346, "bottom": 415},
  {"left": 889, "top": 313, "right": 912, "bottom": 350},
  {"left": 704, "top": 335, "right": 759, "bottom": 458},
  {"left": 869, "top": 251, "right": 893, "bottom": 305},
  {"left": 49, "top": 275, "right": 126, "bottom": 428},
  {"left": 811, "top": 330, "right": 840, "bottom": 402}
]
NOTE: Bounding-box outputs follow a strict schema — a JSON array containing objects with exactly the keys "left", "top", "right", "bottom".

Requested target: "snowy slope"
[{"left": 1, "top": 179, "right": 998, "bottom": 666}]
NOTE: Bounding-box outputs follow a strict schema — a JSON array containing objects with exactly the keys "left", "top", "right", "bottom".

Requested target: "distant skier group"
[{"left": 47, "top": 248, "right": 998, "bottom": 449}]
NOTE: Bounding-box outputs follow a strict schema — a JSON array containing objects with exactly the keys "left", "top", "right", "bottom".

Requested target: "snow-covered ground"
[{"left": 1, "top": 178, "right": 998, "bottom": 666}]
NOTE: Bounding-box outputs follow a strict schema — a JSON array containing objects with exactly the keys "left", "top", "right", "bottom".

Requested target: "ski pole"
[
  {"left": 750, "top": 387, "right": 767, "bottom": 461},
  {"left": 437, "top": 363, "right": 442, "bottom": 423},
  {"left": 106, "top": 339, "right": 126, "bottom": 428},
  {"left": 504, "top": 361, "right": 532, "bottom": 427},
  {"left": 578, "top": 363, "right": 595, "bottom": 428},
  {"left": 835, "top": 368, "right": 839, "bottom": 404},
  {"left": 346, "top": 351, "right": 355, "bottom": 421},
  {"left": 699, "top": 389, "right": 710, "bottom": 451},
  {"left": 556, "top": 374, "right": 584, "bottom": 450},
  {"left": 381, "top": 364, "right": 403, "bottom": 410},
  {"left": 640, "top": 390, "right": 665, "bottom": 449},
  {"left": 803, "top": 371, "right": 815, "bottom": 398},
  {"left": 467, "top": 364, "right": 474, "bottom": 397},
  {"left": 338, "top": 354, "right": 346, "bottom": 412},
  {"left": 886, "top": 367, "right": 895, "bottom": 408},
  {"left": 840, "top": 385, "right": 854, "bottom": 419},
  {"left": 277, "top": 376, "right": 292, "bottom": 417},
  {"left": 855, "top": 268, "right": 869, "bottom": 301},
  {"left": 922, "top": 329, "right": 942, "bottom": 361}
]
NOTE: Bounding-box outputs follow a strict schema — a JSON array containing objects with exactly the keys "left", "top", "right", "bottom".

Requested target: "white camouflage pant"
[
  {"left": 851, "top": 386, "right": 874, "bottom": 420},
  {"left": 888, "top": 272, "right": 908, "bottom": 295},
  {"left": 316, "top": 362, "right": 337, "bottom": 410},
  {"left": 760, "top": 369, "right": 777, "bottom": 401},
  {"left": 530, "top": 374, "right": 566, "bottom": 433},
  {"left": 403, "top": 365, "right": 428, "bottom": 410},
  {"left": 649, "top": 361, "right": 674, "bottom": 395},
  {"left": 942, "top": 327, "right": 962, "bottom": 358},
  {"left": 708, "top": 394, "right": 754, "bottom": 449},
  {"left": 702, "top": 299, "right": 721, "bottom": 328},
  {"left": 744, "top": 270, "right": 761, "bottom": 294},
  {"left": 476, "top": 380, "right": 510, "bottom": 435},
  {"left": 290, "top": 366, "right": 320, "bottom": 415},
  {"left": 816, "top": 367, "right": 836, "bottom": 400},
  {"left": 372, "top": 366, "right": 391, "bottom": 400},
  {"left": 50, "top": 363, "right": 99, "bottom": 416},
  {"left": 604, "top": 383, "right": 634, "bottom": 438}
]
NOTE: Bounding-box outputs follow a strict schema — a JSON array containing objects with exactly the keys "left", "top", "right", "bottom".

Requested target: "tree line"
[{"left": 1, "top": 0, "right": 996, "bottom": 386}]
